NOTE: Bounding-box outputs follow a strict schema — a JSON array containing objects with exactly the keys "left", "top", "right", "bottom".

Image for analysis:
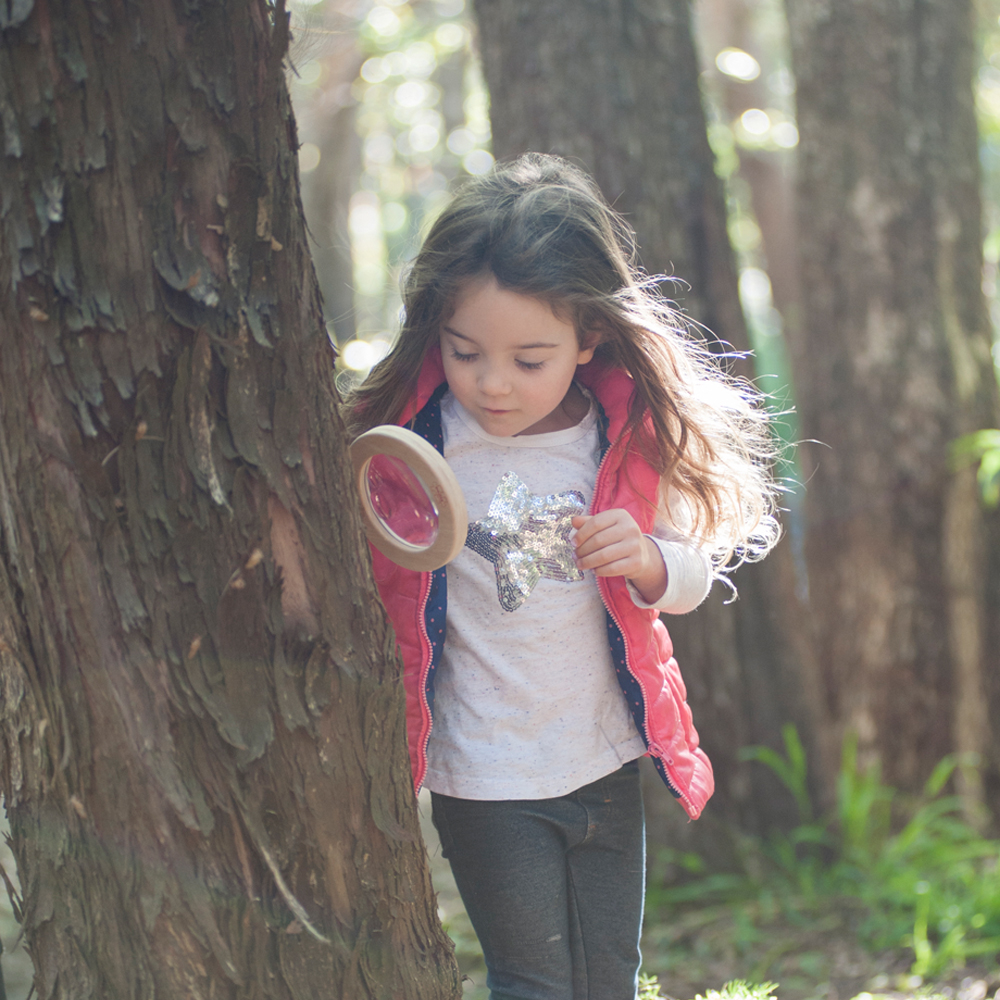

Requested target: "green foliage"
[
  {"left": 694, "top": 981, "right": 780, "bottom": 1000},
  {"left": 649, "top": 729, "right": 1000, "bottom": 979},
  {"left": 740, "top": 724, "right": 813, "bottom": 824},
  {"left": 952, "top": 429, "right": 1000, "bottom": 508},
  {"left": 638, "top": 974, "right": 778, "bottom": 1000}
]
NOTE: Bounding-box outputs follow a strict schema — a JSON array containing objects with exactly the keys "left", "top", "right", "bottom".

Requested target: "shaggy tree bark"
[
  {"left": 785, "top": 0, "right": 1000, "bottom": 812},
  {"left": 473, "top": 0, "right": 825, "bottom": 853},
  {"left": 0, "top": 1, "right": 460, "bottom": 997}
]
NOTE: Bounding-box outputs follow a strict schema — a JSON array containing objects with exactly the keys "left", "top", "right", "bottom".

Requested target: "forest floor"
[
  {"left": 1, "top": 803, "right": 997, "bottom": 1000},
  {"left": 417, "top": 791, "right": 1000, "bottom": 1000}
]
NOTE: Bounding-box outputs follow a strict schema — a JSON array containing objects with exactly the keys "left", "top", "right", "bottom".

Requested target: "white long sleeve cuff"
[{"left": 626, "top": 532, "right": 712, "bottom": 614}]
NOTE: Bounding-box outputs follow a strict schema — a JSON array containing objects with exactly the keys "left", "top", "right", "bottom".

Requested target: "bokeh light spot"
[
  {"left": 435, "top": 22, "right": 467, "bottom": 50},
  {"left": 395, "top": 80, "right": 429, "bottom": 108},
  {"left": 403, "top": 41, "right": 437, "bottom": 78},
  {"left": 739, "top": 268, "right": 773, "bottom": 313},
  {"left": 343, "top": 340, "right": 377, "bottom": 371},
  {"left": 729, "top": 216, "right": 762, "bottom": 253},
  {"left": 367, "top": 6, "right": 401, "bottom": 37},
  {"left": 463, "top": 149, "right": 494, "bottom": 175},
  {"left": 383, "top": 202, "right": 408, "bottom": 232},
  {"left": 409, "top": 123, "right": 441, "bottom": 152},
  {"left": 771, "top": 121, "right": 799, "bottom": 148},
  {"left": 350, "top": 198, "right": 382, "bottom": 238},
  {"left": 298, "top": 143, "right": 321, "bottom": 173},
  {"left": 716, "top": 47, "right": 761, "bottom": 82},
  {"left": 365, "top": 133, "right": 396, "bottom": 165},
  {"left": 447, "top": 127, "right": 475, "bottom": 155},
  {"left": 741, "top": 108, "right": 771, "bottom": 135},
  {"left": 360, "top": 57, "right": 389, "bottom": 83}
]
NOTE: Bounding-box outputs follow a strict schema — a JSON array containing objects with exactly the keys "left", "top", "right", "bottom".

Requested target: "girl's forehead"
[
  {"left": 448, "top": 273, "right": 573, "bottom": 319},
  {"left": 441, "top": 280, "right": 582, "bottom": 351}
]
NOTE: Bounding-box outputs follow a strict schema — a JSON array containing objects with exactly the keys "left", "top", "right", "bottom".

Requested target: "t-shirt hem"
[{"left": 424, "top": 744, "right": 646, "bottom": 801}]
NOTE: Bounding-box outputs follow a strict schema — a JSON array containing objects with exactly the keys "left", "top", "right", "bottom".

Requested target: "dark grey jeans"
[{"left": 430, "top": 760, "right": 645, "bottom": 1000}]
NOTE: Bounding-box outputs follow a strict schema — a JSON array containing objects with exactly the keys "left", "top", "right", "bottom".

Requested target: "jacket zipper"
[
  {"left": 415, "top": 571, "right": 434, "bottom": 791},
  {"left": 591, "top": 442, "right": 692, "bottom": 812}
]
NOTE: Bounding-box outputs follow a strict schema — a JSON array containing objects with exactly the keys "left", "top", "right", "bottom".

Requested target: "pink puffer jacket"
[{"left": 368, "top": 348, "right": 714, "bottom": 819}]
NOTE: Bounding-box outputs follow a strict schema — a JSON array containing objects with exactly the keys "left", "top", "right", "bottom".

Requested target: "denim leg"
[
  {"left": 432, "top": 791, "right": 576, "bottom": 1000},
  {"left": 430, "top": 761, "right": 644, "bottom": 1000},
  {"left": 565, "top": 761, "right": 645, "bottom": 1000}
]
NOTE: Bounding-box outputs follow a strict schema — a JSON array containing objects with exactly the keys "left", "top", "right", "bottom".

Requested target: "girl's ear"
[{"left": 577, "top": 327, "right": 603, "bottom": 365}]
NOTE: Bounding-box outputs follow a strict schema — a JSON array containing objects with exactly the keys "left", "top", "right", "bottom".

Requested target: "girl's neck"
[{"left": 515, "top": 382, "right": 591, "bottom": 436}]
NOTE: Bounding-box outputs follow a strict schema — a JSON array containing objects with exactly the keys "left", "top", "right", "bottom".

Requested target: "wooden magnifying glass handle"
[{"left": 350, "top": 426, "right": 468, "bottom": 571}]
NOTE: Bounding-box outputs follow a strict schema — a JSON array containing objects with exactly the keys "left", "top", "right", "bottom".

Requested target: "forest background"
[{"left": 1, "top": 0, "right": 1000, "bottom": 999}]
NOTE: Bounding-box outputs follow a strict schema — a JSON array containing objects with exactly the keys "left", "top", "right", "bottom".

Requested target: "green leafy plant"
[
  {"left": 648, "top": 728, "right": 1000, "bottom": 978},
  {"left": 952, "top": 429, "right": 1000, "bottom": 507},
  {"left": 638, "top": 974, "right": 779, "bottom": 1000},
  {"left": 695, "top": 982, "right": 779, "bottom": 1000}
]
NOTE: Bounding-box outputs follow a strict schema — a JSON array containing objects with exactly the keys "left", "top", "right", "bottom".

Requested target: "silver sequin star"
[{"left": 466, "top": 472, "right": 586, "bottom": 612}]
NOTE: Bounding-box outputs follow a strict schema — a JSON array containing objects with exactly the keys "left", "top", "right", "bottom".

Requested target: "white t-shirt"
[{"left": 422, "top": 390, "right": 710, "bottom": 800}]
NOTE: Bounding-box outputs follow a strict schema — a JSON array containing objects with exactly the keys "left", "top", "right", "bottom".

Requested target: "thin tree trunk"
[
  {"left": 784, "top": 0, "right": 1000, "bottom": 813},
  {"left": 696, "top": 0, "right": 803, "bottom": 339},
  {"left": 473, "top": 0, "right": 826, "bottom": 854},
  {"left": 0, "top": 1, "right": 460, "bottom": 996},
  {"left": 296, "top": 0, "right": 365, "bottom": 346}
]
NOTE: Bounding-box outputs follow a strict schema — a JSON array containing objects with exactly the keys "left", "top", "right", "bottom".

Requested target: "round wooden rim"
[{"left": 350, "top": 426, "right": 468, "bottom": 571}]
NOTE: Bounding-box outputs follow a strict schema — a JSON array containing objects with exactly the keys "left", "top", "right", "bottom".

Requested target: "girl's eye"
[
  {"left": 450, "top": 349, "right": 477, "bottom": 363},
  {"left": 517, "top": 359, "right": 545, "bottom": 371}
]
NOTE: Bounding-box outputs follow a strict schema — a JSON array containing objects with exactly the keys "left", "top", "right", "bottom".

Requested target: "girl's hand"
[{"left": 571, "top": 510, "right": 667, "bottom": 604}]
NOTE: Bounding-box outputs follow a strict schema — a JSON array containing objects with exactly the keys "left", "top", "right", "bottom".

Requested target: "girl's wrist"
[{"left": 629, "top": 536, "right": 668, "bottom": 604}]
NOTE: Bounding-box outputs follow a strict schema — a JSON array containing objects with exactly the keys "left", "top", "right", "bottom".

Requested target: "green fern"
[
  {"left": 694, "top": 980, "right": 780, "bottom": 1000},
  {"left": 638, "top": 974, "right": 779, "bottom": 1000}
]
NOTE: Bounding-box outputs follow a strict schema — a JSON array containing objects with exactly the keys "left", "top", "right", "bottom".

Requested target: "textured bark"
[
  {"left": 0, "top": 1, "right": 460, "bottom": 997},
  {"left": 472, "top": 0, "right": 826, "bottom": 852},
  {"left": 784, "top": 0, "right": 1000, "bottom": 810}
]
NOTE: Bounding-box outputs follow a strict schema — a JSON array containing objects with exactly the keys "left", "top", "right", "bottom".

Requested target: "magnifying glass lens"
[{"left": 365, "top": 454, "right": 440, "bottom": 547}]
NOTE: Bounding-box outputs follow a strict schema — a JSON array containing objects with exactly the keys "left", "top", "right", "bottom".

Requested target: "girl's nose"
[{"left": 479, "top": 366, "right": 511, "bottom": 396}]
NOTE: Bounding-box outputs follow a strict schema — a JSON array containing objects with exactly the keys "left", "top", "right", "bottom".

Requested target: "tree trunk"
[
  {"left": 0, "top": 2, "right": 460, "bottom": 997},
  {"left": 472, "top": 0, "right": 826, "bottom": 855},
  {"left": 784, "top": 0, "right": 1000, "bottom": 813}
]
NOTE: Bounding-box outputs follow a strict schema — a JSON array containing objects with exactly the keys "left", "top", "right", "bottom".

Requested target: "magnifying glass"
[{"left": 350, "top": 426, "right": 468, "bottom": 571}]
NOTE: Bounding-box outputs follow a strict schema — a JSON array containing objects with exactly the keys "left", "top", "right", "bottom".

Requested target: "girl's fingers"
[
  {"left": 573, "top": 510, "right": 632, "bottom": 547},
  {"left": 576, "top": 535, "right": 644, "bottom": 572}
]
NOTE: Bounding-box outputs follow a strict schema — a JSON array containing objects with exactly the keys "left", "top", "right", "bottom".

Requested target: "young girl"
[{"left": 346, "top": 153, "right": 779, "bottom": 1000}]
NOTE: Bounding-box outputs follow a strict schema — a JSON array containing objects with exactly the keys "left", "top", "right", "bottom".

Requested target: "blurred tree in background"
[
  {"left": 471, "top": 0, "right": 824, "bottom": 865},
  {"left": 785, "top": 0, "right": 1000, "bottom": 818}
]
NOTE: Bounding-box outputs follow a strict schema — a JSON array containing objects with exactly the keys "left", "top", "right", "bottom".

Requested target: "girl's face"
[{"left": 440, "top": 276, "right": 596, "bottom": 437}]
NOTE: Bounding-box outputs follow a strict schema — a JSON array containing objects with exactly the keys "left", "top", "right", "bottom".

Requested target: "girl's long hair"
[{"left": 345, "top": 153, "right": 781, "bottom": 566}]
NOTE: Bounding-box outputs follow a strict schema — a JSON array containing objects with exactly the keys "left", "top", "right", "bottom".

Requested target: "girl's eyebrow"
[{"left": 442, "top": 325, "right": 559, "bottom": 350}]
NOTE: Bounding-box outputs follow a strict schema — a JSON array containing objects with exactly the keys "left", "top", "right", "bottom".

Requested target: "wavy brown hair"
[{"left": 345, "top": 153, "right": 780, "bottom": 565}]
